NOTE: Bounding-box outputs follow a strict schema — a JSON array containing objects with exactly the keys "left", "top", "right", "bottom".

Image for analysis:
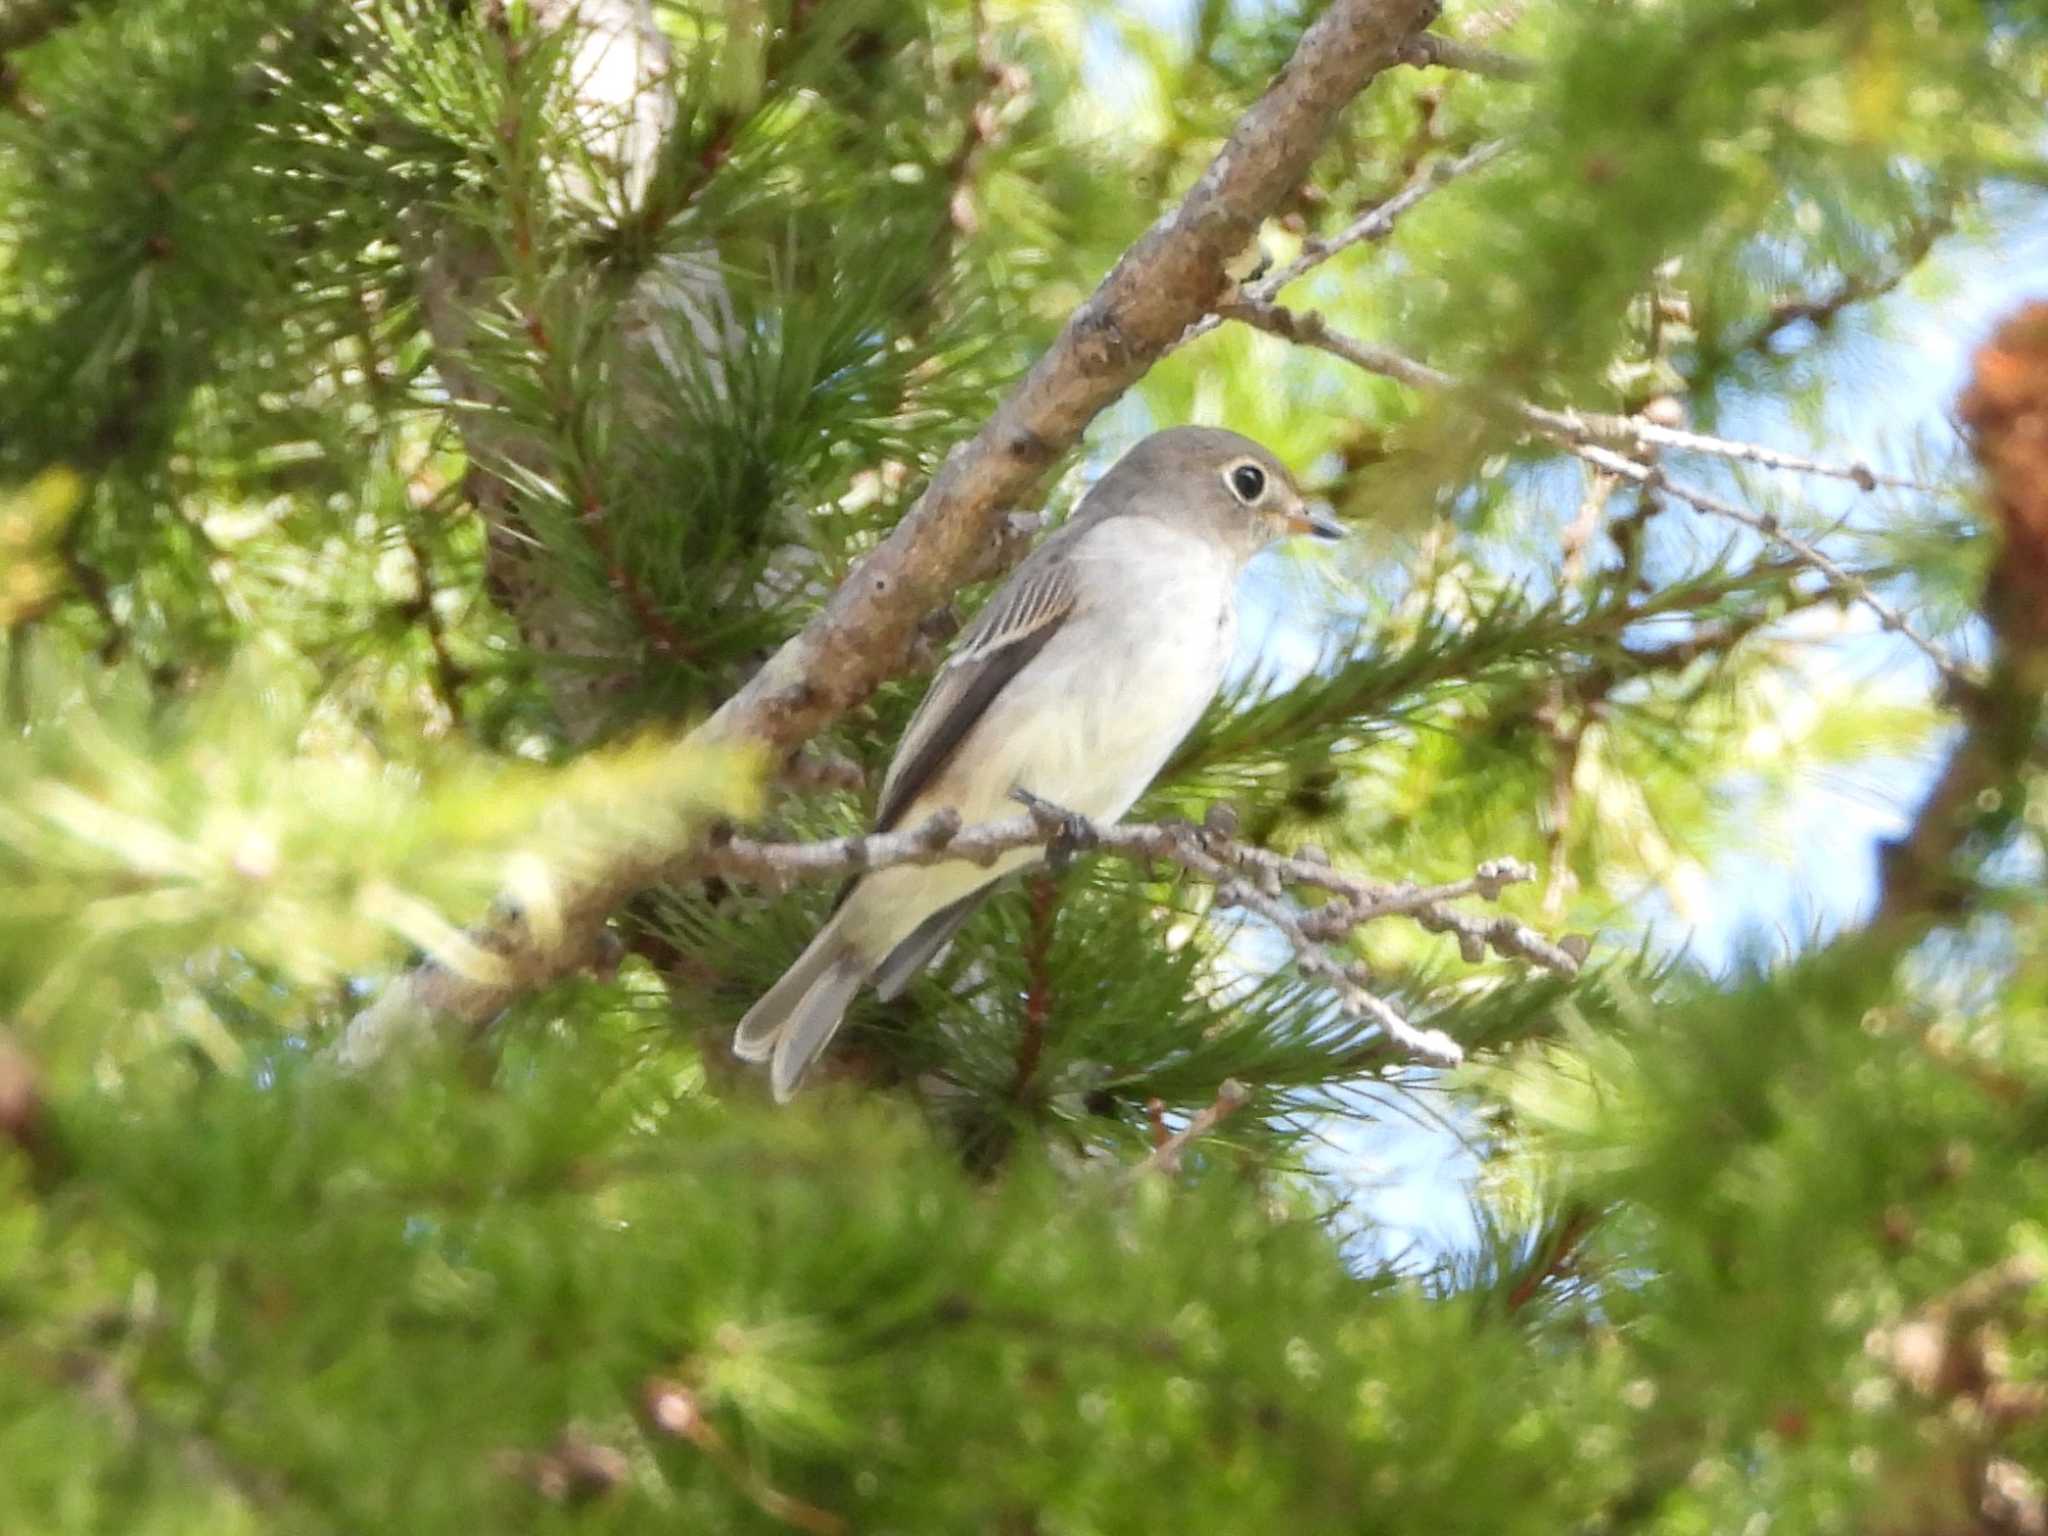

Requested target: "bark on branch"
[{"left": 339, "top": 0, "right": 1445, "bottom": 1065}]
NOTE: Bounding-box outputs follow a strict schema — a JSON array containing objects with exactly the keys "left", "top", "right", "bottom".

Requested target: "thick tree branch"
[{"left": 339, "top": 0, "right": 1444, "bottom": 1064}]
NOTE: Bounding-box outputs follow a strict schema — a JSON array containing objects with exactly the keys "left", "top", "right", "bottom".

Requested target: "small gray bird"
[{"left": 734, "top": 426, "right": 1343, "bottom": 1100}]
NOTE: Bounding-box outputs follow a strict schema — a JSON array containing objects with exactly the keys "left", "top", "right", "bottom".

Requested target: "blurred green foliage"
[{"left": 1, "top": 0, "right": 2044, "bottom": 1529}]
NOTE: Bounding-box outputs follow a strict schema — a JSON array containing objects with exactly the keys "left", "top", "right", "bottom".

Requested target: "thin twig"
[
  {"left": 354, "top": 292, "right": 470, "bottom": 727},
  {"left": 1263, "top": 139, "right": 1508, "bottom": 291},
  {"left": 399, "top": 520, "right": 469, "bottom": 730},
  {"left": 501, "top": 121, "right": 696, "bottom": 667},
  {"left": 1560, "top": 410, "right": 1929, "bottom": 493},
  {"left": 1397, "top": 31, "right": 1538, "bottom": 82},
  {"left": 60, "top": 532, "right": 127, "bottom": 665},
  {"left": 696, "top": 800, "right": 1576, "bottom": 1072},
  {"left": 1735, "top": 210, "right": 1954, "bottom": 360},
  {"left": 1178, "top": 139, "right": 1507, "bottom": 350},
  {"left": 1538, "top": 708, "right": 1583, "bottom": 919},
  {"left": 1571, "top": 443, "right": 1969, "bottom": 687},
  {"left": 1132, "top": 1078, "right": 1251, "bottom": 1177},
  {"left": 1223, "top": 296, "right": 1973, "bottom": 690},
  {"left": 1226, "top": 295, "right": 1929, "bottom": 490},
  {"left": 703, "top": 811, "right": 1578, "bottom": 981},
  {"left": 1145, "top": 1096, "right": 1171, "bottom": 1151},
  {"left": 1504, "top": 1204, "right": 1597, "bottom": 1315},
  {"left": 643, "top": 1378, "right": 846, "bottom": 1535},
  {"left": 1541, "top": 461, "right": 1616, "bottom": 918}
]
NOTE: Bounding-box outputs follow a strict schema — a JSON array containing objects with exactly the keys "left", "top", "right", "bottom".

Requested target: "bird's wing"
[{"left": 872, "top": 554, "right": 1078, "bottom": 833}]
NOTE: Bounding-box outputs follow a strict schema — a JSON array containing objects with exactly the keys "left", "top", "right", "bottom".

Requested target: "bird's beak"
[{"left": 1286, "top": 502, "right": 1347, "bottom": 541}]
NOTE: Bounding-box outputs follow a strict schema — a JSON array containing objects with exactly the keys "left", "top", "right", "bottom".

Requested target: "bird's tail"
[{"left": 732, "top": 917, "right": 868, "bottom": 1103}]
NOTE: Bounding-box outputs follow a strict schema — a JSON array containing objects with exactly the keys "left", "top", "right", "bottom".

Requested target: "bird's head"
[{"left": 1095, "top": 425, "right": 1346, "bottom": 561}]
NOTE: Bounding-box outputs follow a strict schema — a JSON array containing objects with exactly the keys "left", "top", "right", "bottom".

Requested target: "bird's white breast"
[
  {"left": 839, "top": 517, "right": 1239, "bottom": 959},
  {"left": 965, "top": 515, "right": 1238, "bottom": 824}
]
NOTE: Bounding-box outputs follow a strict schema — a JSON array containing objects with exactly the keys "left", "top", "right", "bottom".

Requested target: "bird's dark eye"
[{"left": 1227, "top": 462, "right": 1267, "bottom": 504}]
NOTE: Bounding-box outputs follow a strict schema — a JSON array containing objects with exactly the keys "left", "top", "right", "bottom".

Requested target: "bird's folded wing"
[{"left": 872, "top": 556, "right": 1078, "bottom": 833}]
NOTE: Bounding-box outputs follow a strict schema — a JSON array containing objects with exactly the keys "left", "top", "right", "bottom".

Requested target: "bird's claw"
[
  {"left": 1011, "top": 787, "right": 1096, "bottom": 872},
  {"left": 1048, "top": 813, "right": 1096, "bottom": 872}
]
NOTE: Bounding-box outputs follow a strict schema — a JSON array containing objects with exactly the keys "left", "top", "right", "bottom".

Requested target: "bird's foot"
[{"left": 1011, "top": 787, "right": 1097, "bottom": 872}]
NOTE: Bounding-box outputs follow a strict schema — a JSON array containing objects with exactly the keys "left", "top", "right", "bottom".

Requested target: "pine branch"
[
  {"left": 1503, "top": 1202, "right": 1597, "bottom": 1315},
  {"left": 1579, "top": 416, "right": 1925, "bottom": 493},
  {"left": 1132, "top": 1077, "right": 1250, "bottom": 1177},
  {"left": 691, "top": 791, "right": 1580, "bottom": 1070},
  {"left": 1175, "top": 137, "right": 1506, "bottom": 350},
  {"left": 339, "top": 0, "right": 1447, "bottom": 1065},
  {"left": 1733, "top": 209, "right": 1955, "bottom": 362},
  {"left": 1569, "top": 442, "right": 1971, "bottom": 688},
  {"left": 399, "top": 518, "right": 469, "bottom": 730},
  {"left": 1219, "top": 869, "right": 1466, "bottom": 1066},
  {"left": 593, "top": 0, "right": 831, "bottom": 276},
  {"left": 400, "top": 0, "right": 739, "bottom": 738},
  {"left": 1223, "top": 295, "right": 1929, "bottom": 490},
  {"left": 641, "top": 1378, "right": 848, "bottom": 1535},
  {"left": 353, "top": 293, "right": 471, "bottom": 730},
  {"left": 705, "top": 803, "right": 1578, "bottom": 976}
]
